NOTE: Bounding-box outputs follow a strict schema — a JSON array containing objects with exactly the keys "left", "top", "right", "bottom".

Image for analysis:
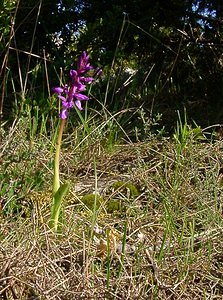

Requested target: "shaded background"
[{"left": 1, "top": 0, "right": 223, "bottom": 134}]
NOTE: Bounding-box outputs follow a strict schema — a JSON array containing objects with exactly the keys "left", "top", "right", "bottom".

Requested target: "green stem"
[
  {"left": 50, "top": 118, "right": 69, "bottom": 232},
  {"left": 53, "top": 118, "right": 66, "bottom": 195}
]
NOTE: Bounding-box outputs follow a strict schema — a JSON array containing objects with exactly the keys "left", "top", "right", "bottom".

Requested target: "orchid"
[
  {"left": 50, "top": 52, "right": 95, "bottom": 232},
  {"left": 52, "top": 51, "right": 94, "bottom": 119}
]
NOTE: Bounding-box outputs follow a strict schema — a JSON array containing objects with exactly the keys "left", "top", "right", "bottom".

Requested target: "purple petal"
[
  {"left": 82, "top": 77, "right": 94, "bottom": 83},
  {"left": 60, "top": 108, "right": 68, "bottom": 119},
  {"left": 85, "top": 63, "right": 93, "bottom": 72},
  {"left": 60, "top": 98, "right": 74, "bottom": 109},
  {"left": 78, "top": 66, "right": 93, "bottom": 74},
  {"left": 74, "top": 100, "right": 83, "bottom": 110},
  {"left": 79, "top": 51, "right": 89, "bottom": 63},
  {"left": 80, "top": 51, "right": 87, "bottom": 59},
  {"left": 74, "top": 93, "right": 89, "bottom": 101},
  {"left": 67, "top": 100, "right": 74, "bottom": 108},
  {"left": 83, "top": 51, "right": 89, "bottom": 61},
  {"left": 69, "top": 85, "right": 78, "bottom": 95},
  {"left": 62, "top": 101, "right": 69, "bottom": 108},
  {"left": 58, "top": 95, "right": 67, "bottom": 102},
  {"left": 73, "top": 82, "right": 86, "bottom": 91},
  {"left": 63, "top": 85, "right": 69, "bottom": 94},
  {"left": 86, "top": 63, "right": 92, "bottom": 69},
  {"left": 52, "top": 87, "right": 63, "bottom": 94},
  {"left": 70, "top": 69, "right": 78, "bottom": 78}
]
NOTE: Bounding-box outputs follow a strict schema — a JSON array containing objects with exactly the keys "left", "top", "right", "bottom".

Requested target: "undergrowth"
[{"left": 0, "top": 112, "right": 223, "bottom": 299}]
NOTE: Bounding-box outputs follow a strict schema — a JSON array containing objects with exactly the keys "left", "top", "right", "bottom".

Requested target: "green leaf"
[{"left": 50, "top": 183, "right": 70, "bottom": 232}]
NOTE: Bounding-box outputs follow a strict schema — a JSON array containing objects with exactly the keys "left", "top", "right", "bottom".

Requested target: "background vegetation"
[{"left": 1, "top": 0, "right": 223, "bottom": 129}]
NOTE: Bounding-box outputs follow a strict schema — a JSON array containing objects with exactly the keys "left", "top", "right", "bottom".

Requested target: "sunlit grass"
[{"left": 0, "top": 109, "right": 223, "bottom": 298}]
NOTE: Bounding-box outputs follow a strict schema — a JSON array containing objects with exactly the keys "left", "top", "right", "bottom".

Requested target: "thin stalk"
[
  {"left": 50, "top": 118, "right": 70, "bottom": 232},
  {"left": 53, "top": 118, "right": 66, "bottom": 195},
  {"left": 118, "top": 220, "right": 127, "bottom": 277}
]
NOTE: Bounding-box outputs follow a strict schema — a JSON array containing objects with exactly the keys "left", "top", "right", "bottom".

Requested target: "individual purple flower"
[{"left": 52, "top": 52, "right": 94, "bottom": 119}]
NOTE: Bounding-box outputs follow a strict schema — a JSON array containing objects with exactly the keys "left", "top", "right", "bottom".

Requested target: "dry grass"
[{"left": 0, "top": 121, "right": 223, "bottom": 299}]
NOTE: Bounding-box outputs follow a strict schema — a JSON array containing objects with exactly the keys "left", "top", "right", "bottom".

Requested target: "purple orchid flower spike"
[
  {"left": 52, "top": 51, "right": 94, "bottom": 119},
  {"left": 78, "top": 51, "right": 93, "bottom": 74}
]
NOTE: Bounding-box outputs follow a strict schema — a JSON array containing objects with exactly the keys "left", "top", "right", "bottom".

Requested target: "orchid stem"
[
  {"left": 53, "top": 118, "right": 66, "bottom": 195},
  {"left": 50, "top": 118, "right": 68, "bottom": 232}
]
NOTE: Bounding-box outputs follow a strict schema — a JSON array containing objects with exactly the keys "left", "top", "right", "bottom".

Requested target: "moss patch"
[{"left": 81, "top": 194, "right": 104, "bottom": 210}]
